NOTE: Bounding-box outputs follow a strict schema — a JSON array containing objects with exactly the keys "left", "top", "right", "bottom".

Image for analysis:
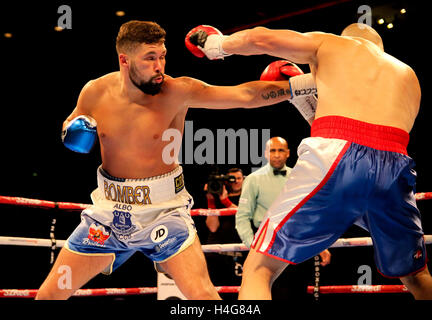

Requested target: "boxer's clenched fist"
[{"left": 185, "top": 25, "right": 231, "bottom": 60}]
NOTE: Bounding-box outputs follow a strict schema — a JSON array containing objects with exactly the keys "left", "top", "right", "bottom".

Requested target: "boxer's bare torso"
[{"left": 73, "top": 73, "right": 188, "bottom": 179}]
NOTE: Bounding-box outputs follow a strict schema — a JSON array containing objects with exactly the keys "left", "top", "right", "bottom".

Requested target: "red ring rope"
[
  {"left": 306, "top": 285, "right": 409, "bottom": 294},
  {"left": 0, "top": 284, "right": 412, "bottom": 298},
  {"left": 0, "top": 195, "right": 238, "bottom": 216},
  {"left": 0, "top": 286, "right": 239, "bottom": 298}
]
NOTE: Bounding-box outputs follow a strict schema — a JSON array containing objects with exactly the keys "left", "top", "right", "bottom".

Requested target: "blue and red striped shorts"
[{"left": 253, "top": 116, "right": 427, "bottom": 278}]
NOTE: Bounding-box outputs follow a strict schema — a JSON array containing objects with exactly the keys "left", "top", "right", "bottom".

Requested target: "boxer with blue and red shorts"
[
  {"left": 253, "top": 116, "right": 427, "bottom": 278},
  {"left": 185, "top": 22, "right": 432, "bottom": 299}
]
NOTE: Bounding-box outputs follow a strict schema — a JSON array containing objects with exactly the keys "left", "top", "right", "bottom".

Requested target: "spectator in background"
[
  {"left": 236, "top": 137, "right": 331, "bottom": 300},
  {"left": 206, "top": 168, "right": 243, "bottom": 234},
  {"left": 204, "top": 168, "right": 245, "bottom": 288},
  {"left": 236, "top": 137, "right": 291, "bottom": 248}
]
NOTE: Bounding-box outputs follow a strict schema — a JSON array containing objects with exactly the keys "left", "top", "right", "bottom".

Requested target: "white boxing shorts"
[{"left": 65, "top": 165, "right": 196, "bottom": 275}]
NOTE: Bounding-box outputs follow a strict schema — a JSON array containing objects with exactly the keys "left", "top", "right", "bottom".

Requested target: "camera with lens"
[{"left": 207, "top": 174, "right": 236, "bottom": 195}]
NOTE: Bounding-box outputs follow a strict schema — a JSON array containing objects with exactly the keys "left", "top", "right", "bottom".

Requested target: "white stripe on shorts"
[{"left": 253, "top": 137, "right": 349, "bottom": 254}]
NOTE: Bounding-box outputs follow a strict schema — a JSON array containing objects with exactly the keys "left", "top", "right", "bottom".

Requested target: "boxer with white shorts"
[
  {"left": 65, "top": 166, "right": 195, "bottom": 275},
  {"left": 36, "top": 20, "right": 314, "bottom": 300}
]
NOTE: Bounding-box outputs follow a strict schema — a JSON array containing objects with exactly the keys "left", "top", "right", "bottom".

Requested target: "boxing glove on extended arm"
[
  {"left": 260, "top": 60, "right": 317, "bottom": 124},
  {"left": 185, "top": 25, "right": 231, "bottom": 60}
]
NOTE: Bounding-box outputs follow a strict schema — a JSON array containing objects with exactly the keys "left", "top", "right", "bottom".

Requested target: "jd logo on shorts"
[{"left": 151, "top": 225, "right": 168, "bottom": 243}]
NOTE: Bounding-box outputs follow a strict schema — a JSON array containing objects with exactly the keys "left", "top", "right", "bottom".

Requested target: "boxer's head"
[
  {"left": 116, "top": 21, "right": 167, "bottom": 95},
  {"left": 341, "top": 23, "right": 384, "bottom": 51}
]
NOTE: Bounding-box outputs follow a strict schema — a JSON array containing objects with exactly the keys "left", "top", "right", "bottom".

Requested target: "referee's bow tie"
[{"left": 273, "top": 169, "right": 287, "bottom": 176}]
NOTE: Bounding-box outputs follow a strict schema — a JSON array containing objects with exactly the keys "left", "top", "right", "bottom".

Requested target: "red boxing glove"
[
  {"left": 260, "top": 60, "right": 304, "bottom": 81},
  {"left": 185, "top": 25, "right": 230, "bottom": 60},
  {"left": 261, "top": 60, "right": 318, "bottom": 124}
]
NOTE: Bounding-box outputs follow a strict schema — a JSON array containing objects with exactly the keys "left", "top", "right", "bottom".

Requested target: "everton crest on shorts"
[{"left": 110, "top": 209, "right": 136, "bottom": 239}]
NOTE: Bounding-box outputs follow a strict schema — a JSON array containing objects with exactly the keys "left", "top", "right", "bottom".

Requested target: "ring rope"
[
  {"left": 1, "top": 193, "right": 431, "bottom": 215},
  {"left": 413, "top": 192, "right": 432, "bottom": 200},
  {"left": 1, "top": 235, "right": 431, "bottom": 250},
  {"left": 1, "top": 194, "right": 430, "bottom": 298},
  {"left": 306, "top": 285, "right": 409, "bottom": 294},
  {"left": 0, "top": 195, "right": 237, "bottom": 216},
  {"left": 0, "top": 284, "right": 412, "bottom": 298},
  {"left": 0, "top": 195, "right": 89, "bottom": 211},
  {"left": 0, "top": 286, "right": 239, "bottom": 298}
]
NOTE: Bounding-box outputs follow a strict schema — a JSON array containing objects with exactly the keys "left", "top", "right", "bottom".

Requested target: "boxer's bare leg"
[
  {"left": 159, "top": 236, "right": 220, "bottom": 300},
  {"left": 238, "top": 231, "right": 288, "bottom": 300},
  {"left": 35, "top": 247, "right": 113, "bottom": 300}
]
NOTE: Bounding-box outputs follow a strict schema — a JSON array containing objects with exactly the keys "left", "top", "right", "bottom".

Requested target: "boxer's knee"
[
  {"left": 185, "top": 281, "right": 220, "bottom": 300},
  {"left": 400, "top": 267, "right": 432, "bottom": 300}
]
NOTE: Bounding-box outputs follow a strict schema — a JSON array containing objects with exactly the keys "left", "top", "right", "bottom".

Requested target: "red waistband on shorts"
[{"left": 311, "top": 116, "right": 409, "bottom": 155}]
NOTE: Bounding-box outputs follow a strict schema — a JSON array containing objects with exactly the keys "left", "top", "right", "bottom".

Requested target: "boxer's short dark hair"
[{"left": 116, "top": 20, "right": 166, "bottom": 54}]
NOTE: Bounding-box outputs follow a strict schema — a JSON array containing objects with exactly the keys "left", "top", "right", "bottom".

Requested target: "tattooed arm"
[{"left": 179, "top": 77, "right": 292, "bottom": 109}]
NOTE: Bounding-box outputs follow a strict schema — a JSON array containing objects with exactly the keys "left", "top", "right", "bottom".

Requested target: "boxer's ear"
[{"left": 119, "top": 54, "right": 129, "bottom": 67}]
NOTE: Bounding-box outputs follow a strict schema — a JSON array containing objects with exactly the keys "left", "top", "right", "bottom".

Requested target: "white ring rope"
[{"left": 1, "top": 235, "right": 431, "bottom": 251}]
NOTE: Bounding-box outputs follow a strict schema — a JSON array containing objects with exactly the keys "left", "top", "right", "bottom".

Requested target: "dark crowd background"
[{"left": 0, "top": 0, "right": 430, "bottom": 304}]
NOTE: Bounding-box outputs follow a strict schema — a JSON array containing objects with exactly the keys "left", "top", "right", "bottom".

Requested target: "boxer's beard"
[{"left": 129, "top": 63, "right": 164, "bottom": 96}]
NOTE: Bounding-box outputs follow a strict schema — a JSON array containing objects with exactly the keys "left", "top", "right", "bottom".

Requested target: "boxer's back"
[{"left": 314, "top": 33, "right": 421, "bottom": 133}]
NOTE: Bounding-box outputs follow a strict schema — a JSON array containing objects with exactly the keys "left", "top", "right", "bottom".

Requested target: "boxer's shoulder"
[
  {"left": 79, "top": 72, "right": 120, "bottom": 103},
  {"left": 167, "top": 75, "right": 197, "bottom": 87},
  {"left": 80, "top": 72, "right": 115, "bottom": 95},
  {"left": 92, "top": 72, "right": 120, "bottom": 91},
  {"left": 162, "top": 76, "right": 207, "bottom": 98},
  {"left": 74, "top": 74, "right": 117, "bottom": 116},
  {"left": 170, "top": 76, "right": 214, "bottom": 93}
]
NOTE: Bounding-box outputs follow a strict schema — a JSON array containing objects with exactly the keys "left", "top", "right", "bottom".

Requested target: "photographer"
[
  {"left": 204, "top": 168, "right": 245, "bottom": 288},
  {"left": 206, "top": 168, "right": 243, "bottom": 233}
]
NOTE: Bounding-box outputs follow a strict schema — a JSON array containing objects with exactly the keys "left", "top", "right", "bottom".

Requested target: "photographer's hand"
[
  {"left": 220, "top": 185, "right": 228, "bottom": 199},
  {"left": 220, "top": 186, "right": 236, "bottom": 208}
]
